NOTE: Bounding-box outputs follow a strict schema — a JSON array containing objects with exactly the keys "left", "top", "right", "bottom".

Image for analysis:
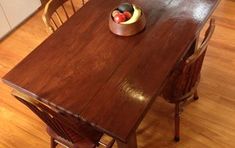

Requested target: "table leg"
[{"left": 117, "top": 132, "right": 137, "bottom": 148}]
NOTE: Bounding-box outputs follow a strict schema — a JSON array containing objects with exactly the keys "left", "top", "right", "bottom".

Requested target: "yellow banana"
[{"left": 120, "top": 5, "right": 141, "bottom": 24}]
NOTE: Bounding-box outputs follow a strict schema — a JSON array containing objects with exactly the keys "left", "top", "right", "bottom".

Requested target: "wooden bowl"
[{"left": 109, "top": 7, "right": 146, "bottom": 36}]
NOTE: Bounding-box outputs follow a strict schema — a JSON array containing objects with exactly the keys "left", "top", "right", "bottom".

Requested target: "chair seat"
[{"left": 47, "top": 126, "right": 102, "bottom": 148}]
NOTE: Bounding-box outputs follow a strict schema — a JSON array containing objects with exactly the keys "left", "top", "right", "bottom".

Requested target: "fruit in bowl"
[
  {"left": 109, "top": 3, "right": 146, "bottom": 36},
  {"left": 113, "top": 13, "right": 126, "bottom": 23},
  {"left": 112, "top": 3, "right": 142, "bottom": 24}
]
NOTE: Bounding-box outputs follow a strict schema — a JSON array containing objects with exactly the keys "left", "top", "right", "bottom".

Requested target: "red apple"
[
  {"left": 123, "top": 11, "right": 132, "bottom": 20},
  {"left": 114, "top": 13, "right": 126, "bottom": 23}
]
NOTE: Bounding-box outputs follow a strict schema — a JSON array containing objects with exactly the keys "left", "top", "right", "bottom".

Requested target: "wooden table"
[{"left": 2, "top": 0, "right": 219, "bottom": 147}]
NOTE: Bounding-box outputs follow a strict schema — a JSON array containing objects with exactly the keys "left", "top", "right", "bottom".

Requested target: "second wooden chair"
[
  {"left": 160, "top": 18, "right": 215, "bottom": 141},
  {"left": 42, "top": 0, "right": 85, "bottom": 33},
  {"left": 12, "top": 89, "right": 115, "bottom": 148}
]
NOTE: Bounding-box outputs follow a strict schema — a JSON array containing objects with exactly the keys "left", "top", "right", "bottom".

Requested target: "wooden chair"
[
  {"left": 161, "top": 18, "right": 215, "bottom": 141},
  {"left": 42, "top": 0, "right": 85, "bottom": 33},
  {"left": 12, "top": 89, "right": 115, "bottom": 148}
]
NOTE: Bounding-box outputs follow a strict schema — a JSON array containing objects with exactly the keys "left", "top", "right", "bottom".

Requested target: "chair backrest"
[
  {"left": 162, "top": 19, "right": 215, "bottom": 102},
  {"left": 42, "top": 0, "right": 81, "bottom": 32},
  {"left": 12, "top": 89, "right": 102, "bottom": 145}
]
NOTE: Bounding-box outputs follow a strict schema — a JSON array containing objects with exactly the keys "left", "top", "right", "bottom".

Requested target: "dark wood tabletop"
[{"left": 2, "top": 0, "right": 219, "bottom": 143}]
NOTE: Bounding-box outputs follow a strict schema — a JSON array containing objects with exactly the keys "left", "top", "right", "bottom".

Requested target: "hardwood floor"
[{"left": 0, "top": 0, "right": 235, "bottom": 147}]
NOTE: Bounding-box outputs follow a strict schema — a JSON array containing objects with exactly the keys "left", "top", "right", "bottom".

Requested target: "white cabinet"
[
  {"left": 0, "top": 0, "right": 41, "bottom": 39},
  {"left": 0, "top": 4, "right": 11, "bottom": 39}
]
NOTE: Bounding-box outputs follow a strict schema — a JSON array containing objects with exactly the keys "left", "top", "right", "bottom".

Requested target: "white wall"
[
  {"left": 0, "top": 4, "right": 11, "bottom": 38},
  {"left": 0, "top": 0, "right": 41, "bottom": 39}
]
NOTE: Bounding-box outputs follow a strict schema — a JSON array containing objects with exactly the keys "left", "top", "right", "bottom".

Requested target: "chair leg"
[
  {"left": 193, "top": 89, "right": 199, "bottom": 100},
  {"left": 174, "top": 102, "right": 180, "bottom": 142},
  {"left": 51, "top": 137, "right": 57, "bottom": 148}
]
